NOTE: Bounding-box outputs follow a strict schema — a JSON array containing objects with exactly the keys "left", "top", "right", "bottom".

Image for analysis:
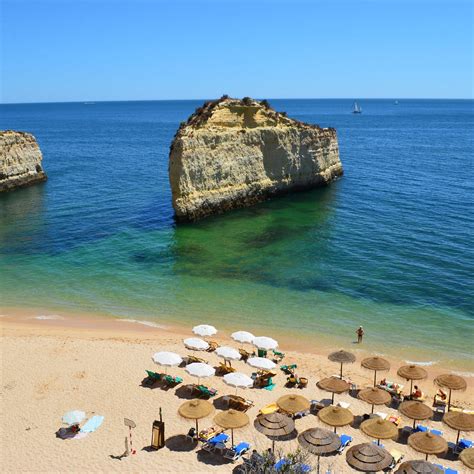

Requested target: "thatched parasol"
[
  {"left": 277, "top": 394, "right": 310, "bottom": 414},
  {"left": 298, "top": 427, "right": 341, "bottom": 474},
  {"left": 408, "top": 431, "right": 448, "bottom": 461},
  {"left": 443, "top": 411, "right": 474, "bottom": 443},
  {"left": 317, "top": 377, "right": 350, "bottom": 403},
  {"left": 434, "top": 374, "right": 467, "bottom": 410},
  {"left": 178, "top": 399, "right": 214, "bottom": 431},
  {"left": 460, "top": 448, "right": 474, "bottom": 470},
  {"left": 328, "top": 350, "right": 356, "bottom": 378},
  {"left": 360, "top": 418, "right": 398, "bottom": 445},
  {"left": 358, "top": 387, "right": 392, "bottom": 414},
  {"left": 399, "top": 401, "right": 433, "bottom": 429},
  {"left": 395, "top": 460, "right": 443, "bottom": 473},
  {"left": 254, "top": 412, "right": 295, "bottom": 452},
  {"left": 361, "top": 356, "right": 391, "bottom": 386},
  {"left": 214, "top": 409, "right": 249, "bottom": 445},
  {"left": 346, "top": 443, "right": 393, "bottom": 472},
  {"left": 318, "top": 405, "right": 354, "bottom": 433},
  {"left": 397, "top": 365, "right": 428, "bottom": 394}
]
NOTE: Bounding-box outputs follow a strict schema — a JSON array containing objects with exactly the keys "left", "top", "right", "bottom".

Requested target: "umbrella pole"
[
  {"left": 332, "top": 392, "right": 335, "bottom": 404},
  {"left": 371, "top": 404, "right": 374, "bottom": 414},
  {"left": 272, "top": 439, "right": 275, "bottom": 453},
  {"left": 340, "top": 362, "right": 343, "bottom": 379},
  {"left": 413, "top": 419, "right": 416, "bottom": 429},
  {"left": 317, "top": 454, "right": 320, "bottom": 474},
  {"left": 448, "top": 389, "right": 452, "bottom": 410},
  {"left": 410, "top": 379, "right": 413, "bottom": 394},
  {"left": 195, "top": 419, "right": 199, "bottom": 433},
  {"left": 231, "top": 429, "right": 234, "bottom": 447},
  {"left": 425, "top": 453, "right": 428, "bottom": 461},
  {"left": 334, "top": 426, "right": 337, "bottom": 434},
  {"left": 456, "top": 430, "right": 460, "bottom": 444},
  {"left": 373, "top": 370, "right": 377, "bottom": 387}
]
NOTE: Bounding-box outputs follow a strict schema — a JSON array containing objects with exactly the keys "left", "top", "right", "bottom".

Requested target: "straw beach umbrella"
[
  {"left": 277, "top": 394, "right": 310, "bottom": 415},
  {"left": 460, "top": 448, "right": 474, "bottom": 470},
  {"left": 395, "top": 460, "right": 443, "bottom": 473},
  {"left": 247, "top": 357, "right": 276, "bottom": 370},
  {"left": 317, "top": 377, "right": 350, "bottom": 404},
  {"left": 214, "top": 409, "right": 249, "bottom": 445},
  {"left": 443, "top": 411, "right": 474, "bottom": 443},
  {"left": 361, "top": 356, "right": 390, "bottom": 387},
  {"left": 185, "top": 362, "right": 215, "bottom": 384},
  {"left": 434, "top": 374, "right": 467, "bottom": 410},
  {"left": 360, "top": 418, "right": 398, "bottom": 445},
  {"left": 408, "top": 431, "right": 448, "bottom": 461},
  {"left": 399, "top": 401, "right": 433, "bottom": 429},
  {"left": 397, "top": 365, "right": 428, "bottom": 394},
  {"left": 184, "top": 337, "right": 209, "bottom": 351},
  {"left": 358, "top": 387, "right": 392, "bottom": 414},
  {"left": 178, "top": 399, "right": 213, "bottom": 432},
  {"left": 328, "top": 350, "right": 356, "bottom": 378},
  {"left": 152, "top": 351, "right": 183, "bottom": 374},
  {"left": 298, "top": 428, "right": 341, "bottom": 474},
  {"left": 192, "top": 324, "right": 217, "bottom": 338},
  {"left": 223, "top": 372, "right": 253, "bottom": 395},
  {"left": 318, "top": 405, "right": 354, "bottom": 433},
  {"left": 254, "top": 412, "right": 295, "bottom": 452},
  {"left": 346, "top": 443, "right": 393, "bottom": 472}
]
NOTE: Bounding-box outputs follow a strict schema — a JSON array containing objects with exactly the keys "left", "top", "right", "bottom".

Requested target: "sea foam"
[
  {"left": 33, "top": 315, "right": 65, "bottom": 320},
  {"left": 117, "top": 319, "right": 166, "bottom": 329},
  {"left": 404, "top": 360, "right": 438, "bottom": 366}
]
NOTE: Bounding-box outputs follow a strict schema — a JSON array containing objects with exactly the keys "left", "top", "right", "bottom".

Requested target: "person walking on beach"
[{"left": 356, "top": 326, "right": 364, "bottom": 343}]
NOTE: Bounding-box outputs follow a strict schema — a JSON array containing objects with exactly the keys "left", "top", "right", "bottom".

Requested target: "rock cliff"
[
  {"left": 169, "top": 97, "right": 342, "bottom": 221},
  {"left": 0, "top": 131, "right": 47, "bottom": 192}
]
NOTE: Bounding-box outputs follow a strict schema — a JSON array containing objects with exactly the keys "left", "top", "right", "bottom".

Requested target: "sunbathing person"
[
  {"left": 410, "top": 385, "right": 423, "bottom": 400},
  {"left": 434, "top": 389, "right": 447, "bottom": 405}
]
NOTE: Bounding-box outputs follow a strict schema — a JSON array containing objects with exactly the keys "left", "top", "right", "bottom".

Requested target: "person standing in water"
[{"left": 356, "top": 326, "right": 364, "bottom": 343}]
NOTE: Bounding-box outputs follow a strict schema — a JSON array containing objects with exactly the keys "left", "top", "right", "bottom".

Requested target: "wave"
[
  {"left": 404, "top": 360, "right": 438, "bottom": 366},
  {"left": 117, "top": 319, "right": 166, "bottom": 329},
  {"left": 32, "top": 315, "right": 65, "bottom": 320},
  {"left": 452, "top": 370, "right": 474, "bottom": 378}
]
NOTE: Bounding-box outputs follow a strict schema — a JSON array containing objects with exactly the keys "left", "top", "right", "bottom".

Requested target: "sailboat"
[{"left": 352, "top": 101, "right": 362, "bottom": 114}]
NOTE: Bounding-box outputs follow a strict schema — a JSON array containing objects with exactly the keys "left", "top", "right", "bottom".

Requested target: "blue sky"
[{"left": 1, "top": 0, "right": 472, "bottom": 103}]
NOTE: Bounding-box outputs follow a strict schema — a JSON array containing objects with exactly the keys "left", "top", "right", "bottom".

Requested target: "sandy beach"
[{"left": 1, "top": 310, "right": 472, "bottom": 473}]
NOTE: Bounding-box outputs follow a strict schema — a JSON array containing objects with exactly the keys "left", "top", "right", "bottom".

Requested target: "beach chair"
[
  {"left": 389, "top": 448, "right": 404, "bottom": 466},
  {"left": 259, "top": 403, "right": 279, "bottom": 415},
  {"left": 202, "top": 433, "right": 229, "bottom": 452},
  {"left": 310, "top": 399, "right": 326, "bottom": 414},
  {"left": 415, "top": 424, "right": 429, "bottom": 432},
  {"left": 217, "top": 362, "right": 235, "bottom": 375},
  {"left": 186, "top": 355, "right": 208, "bottom": 365},
  {"left": 453, "top": 438, "right": 473, "bottom": 454},
  {"left": 206, "top": 341, "right": 219, "bottom": 352},
  {"left": 444, "top": 469, "right": 458, "bottom": 474},
  {"left": 337, "top": 434, "right": 353, "bottom": 454},
  {"left": 375, "top": 411, "right": 388, "bottom": 420},
  {"left": 145, "top": 370, "right": 162, "bottom": 386},
  {"left": 226, "top": 395, "right": 254, "bottom": 412},
  {"left": 163, "top": 375, "right": 183, "bottom": 386},
  {"left": 338, "top": 401, "right": 351, "bottom": 409},
  {"left": 430, "top": 429, "right": 443, "bottom": 437},
  {"left": 280, "top": 364, "right": 297, "bottom": 374},
  {"left": 197, "top": 385, "right": 217, "bottom": 398},
  {"left": 238, "top": 348, "right": 253, "bottom": 362},
  {"left": 223, "top": 441, "right": 250, "bottom": 462},
  {"left": 272, "top": 350, "right": 285, "bottom": 362}
]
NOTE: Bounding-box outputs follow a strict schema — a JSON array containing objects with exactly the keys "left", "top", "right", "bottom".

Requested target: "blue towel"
[
  {"left": 264, "top": 383, "right": 276, "bottom": 391},
  {"left": 339, "top": 434, "right": 352, "bottom": 446},
  {"left": 81, "top": 415, "right": 104, "bottom": 433},
  {"left": 459, "top": 438, "right": 473, "bottom": 449}
]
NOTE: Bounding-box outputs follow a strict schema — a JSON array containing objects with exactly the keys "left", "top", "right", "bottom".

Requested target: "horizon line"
[{"left": 1, "top": 97, "right": 473, "bottom": 106}]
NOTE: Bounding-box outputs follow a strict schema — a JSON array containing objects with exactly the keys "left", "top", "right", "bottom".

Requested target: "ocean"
[{"left": 1, "top": 99, "right": 473, "bottom": 369}]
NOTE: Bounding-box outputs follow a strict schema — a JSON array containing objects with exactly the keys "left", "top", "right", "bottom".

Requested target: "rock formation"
[
  {"left": 169, "top": 97, "right": 342, "bottom": 221},
  {"left": 0, "top": 131, "right": 47, "bottom": 192}
]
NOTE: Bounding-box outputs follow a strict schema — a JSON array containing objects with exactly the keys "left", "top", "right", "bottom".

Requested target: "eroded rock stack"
[
  {"left": 169, "top": 97, "right": 342, "bottom": 221},
  {"left": 0, "top": 131, "right": 47, "bottom": 192}
]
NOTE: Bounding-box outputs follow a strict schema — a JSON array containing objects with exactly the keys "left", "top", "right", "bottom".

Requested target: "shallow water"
[{"left": 0, "top": 99, "right": 473, "bottom": 367}]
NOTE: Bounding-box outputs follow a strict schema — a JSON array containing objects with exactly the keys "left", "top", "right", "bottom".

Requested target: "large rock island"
[
  {"left": 0, "top": 131, "right": 47, "bottom": 192},
  {"left": 169, "top": 97, "right": 342, "bottom": 221}
]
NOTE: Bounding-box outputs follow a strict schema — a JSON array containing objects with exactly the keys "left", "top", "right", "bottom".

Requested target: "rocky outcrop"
[
  {"left": 169, "top": 97, "right": 342, "bottom": 221},
  {"left": 0, "top": 131, "right": 47, "bottom": 192}
]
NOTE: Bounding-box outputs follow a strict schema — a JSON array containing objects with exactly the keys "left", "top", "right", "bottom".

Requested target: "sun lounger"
[
  {"left": 272, "top": 350, "right": 285, "bottom": 362},
  {"left": 206, "top": 341, "right": 219, "bottom": 352},
  {"left": 202, "top": 432, "right": 229, "bottom": 452},
  {"left": 163, "top": 375, "right": 183, "bottom": 386},
  {"left": 389, "top": 448, "right": 404, "bottom": 465},
  {"left": 337, "top": 434, "right": 352, "bottom": 454},
  {"left": 257, "top": 348, "right": 267, "bottom": 358},
  {"left": 145, "top": 370, "right": 162, "bottom": 385},
  {"left": 198, "top": 426, "right": 223, "bottom": 442},
  {"left": 430, "top": 429, "right": 443, "bottom": 436},
  {"left": 444, "top": 469, "right": 458, "bottom": 474},
  {"left": 280, "top": 364, "right": 297, "bottom": 374},
  {"left": 275, "top": 458, "right": 312, "bottom": 472},
  {"left": 186, "top": 355, "right": 208, "bottom": 364},
  {"left": 217, "top": 362, "right": 235, "bottom": 375},
  {"left": 225, "top": 395, "right": 254, "bottom": 412},
  {"left": 452, "top": 438, "right": 473, "bottom": 454},
  {"left": 223, "top": 442, "right": 250, "bottom": 462},
  {"left": 81, "top": 415, "right": 104, "bottom": 433},
  {"left": 259, "top": 403, "right": 279, "bottom": 415},
  {"left": 238, "top": 348, "right": 253, "bottom": 361},
  {"left": 415, "top": 424, "right": 429, "bottom": 432},
  {"left": 375, "top": 411, "right": 388, "bottom": 419},
  {"left": 196, "top": 385, "right": 217, "bottom": 398},
  {"left": 338, "top": 401, "right": 351, "bottom": 409}
]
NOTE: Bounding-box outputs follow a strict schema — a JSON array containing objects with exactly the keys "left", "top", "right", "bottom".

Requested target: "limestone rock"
[
  {"left": 169, "top": 97, "right": 342, "bottom": 221},
  {"left": 0, "top": 130, "right": 47, "bottom": 192}
]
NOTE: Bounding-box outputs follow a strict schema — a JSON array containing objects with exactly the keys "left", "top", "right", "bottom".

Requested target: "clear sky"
[{"left": 1, "top": 0, "right": 472, "bottom": 103}]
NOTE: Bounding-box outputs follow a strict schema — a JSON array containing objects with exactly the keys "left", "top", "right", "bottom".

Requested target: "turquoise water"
[{"left": 0, "top": 100, "right": 473, "bottom": 367}]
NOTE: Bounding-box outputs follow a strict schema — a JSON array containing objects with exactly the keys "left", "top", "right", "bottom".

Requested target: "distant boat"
[
  {"left": 84, "top": 102, "right": 95, "bottom": 105},
  {"left": 352, "top": 101, "right": 362, "bottom": 114},
  {"left": 394, "top": 100, "right": 399, "bottom": 105}
]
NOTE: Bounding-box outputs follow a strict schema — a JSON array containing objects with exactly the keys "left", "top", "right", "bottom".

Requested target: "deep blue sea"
[{"left": 1, "top": 99, "right": 473, "bottom": 368}]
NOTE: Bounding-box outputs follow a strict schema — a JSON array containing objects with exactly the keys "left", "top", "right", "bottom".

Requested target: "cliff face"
[
  {"left": 169, "top": 97, "right": 342, "bottom": 221},
  {"left": 0, "top": 131, "right": 47, "bottom": 192}
]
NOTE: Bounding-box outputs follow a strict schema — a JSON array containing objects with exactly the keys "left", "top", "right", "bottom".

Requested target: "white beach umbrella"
[
  {"left": 216, "top": 346, "right": 241, "bottom": 362},
  {"left": 192, "top": 324, "right": 217, "bottom": 337},
  {"left": 224, "top": 372, "right": 254, "bottom": 394},
  {"left": 247, "top": 357, "right": 276, "bottom": 370},
  {"left": 185, "top": 362, "right": 216, "bottom": 384},
  {"left": 252, "top": 336, "right": 278, "bottom": 351},
  {"left": 231, "top": 331, "right": 255, "bottom": 344},
  {"left": 152, "top": 351, "right": 183, "bottom": 373},
  {"left": 184, "top": 337, "right": 209, "bottom": 351},
  {"left": 62, "top": 410, "right": 86, "bottom": 426}
]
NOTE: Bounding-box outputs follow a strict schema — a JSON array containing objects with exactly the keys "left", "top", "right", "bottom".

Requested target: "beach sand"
[{"left": 1, "top": 311, "right": 472, "bottom": 473}]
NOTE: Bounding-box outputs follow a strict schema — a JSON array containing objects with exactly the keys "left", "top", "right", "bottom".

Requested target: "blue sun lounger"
[
  {"left": 337, "top": 434, "right": 352, "bottom": 454},
  {"left": 275, "top": 458, "right": 312, "bottom": 472},
  {"left": 223, "top": 442, "right": 250, "bottom": 462},
  {"left": 81, "top": 415, "right": 104, "bottom": 433}
]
